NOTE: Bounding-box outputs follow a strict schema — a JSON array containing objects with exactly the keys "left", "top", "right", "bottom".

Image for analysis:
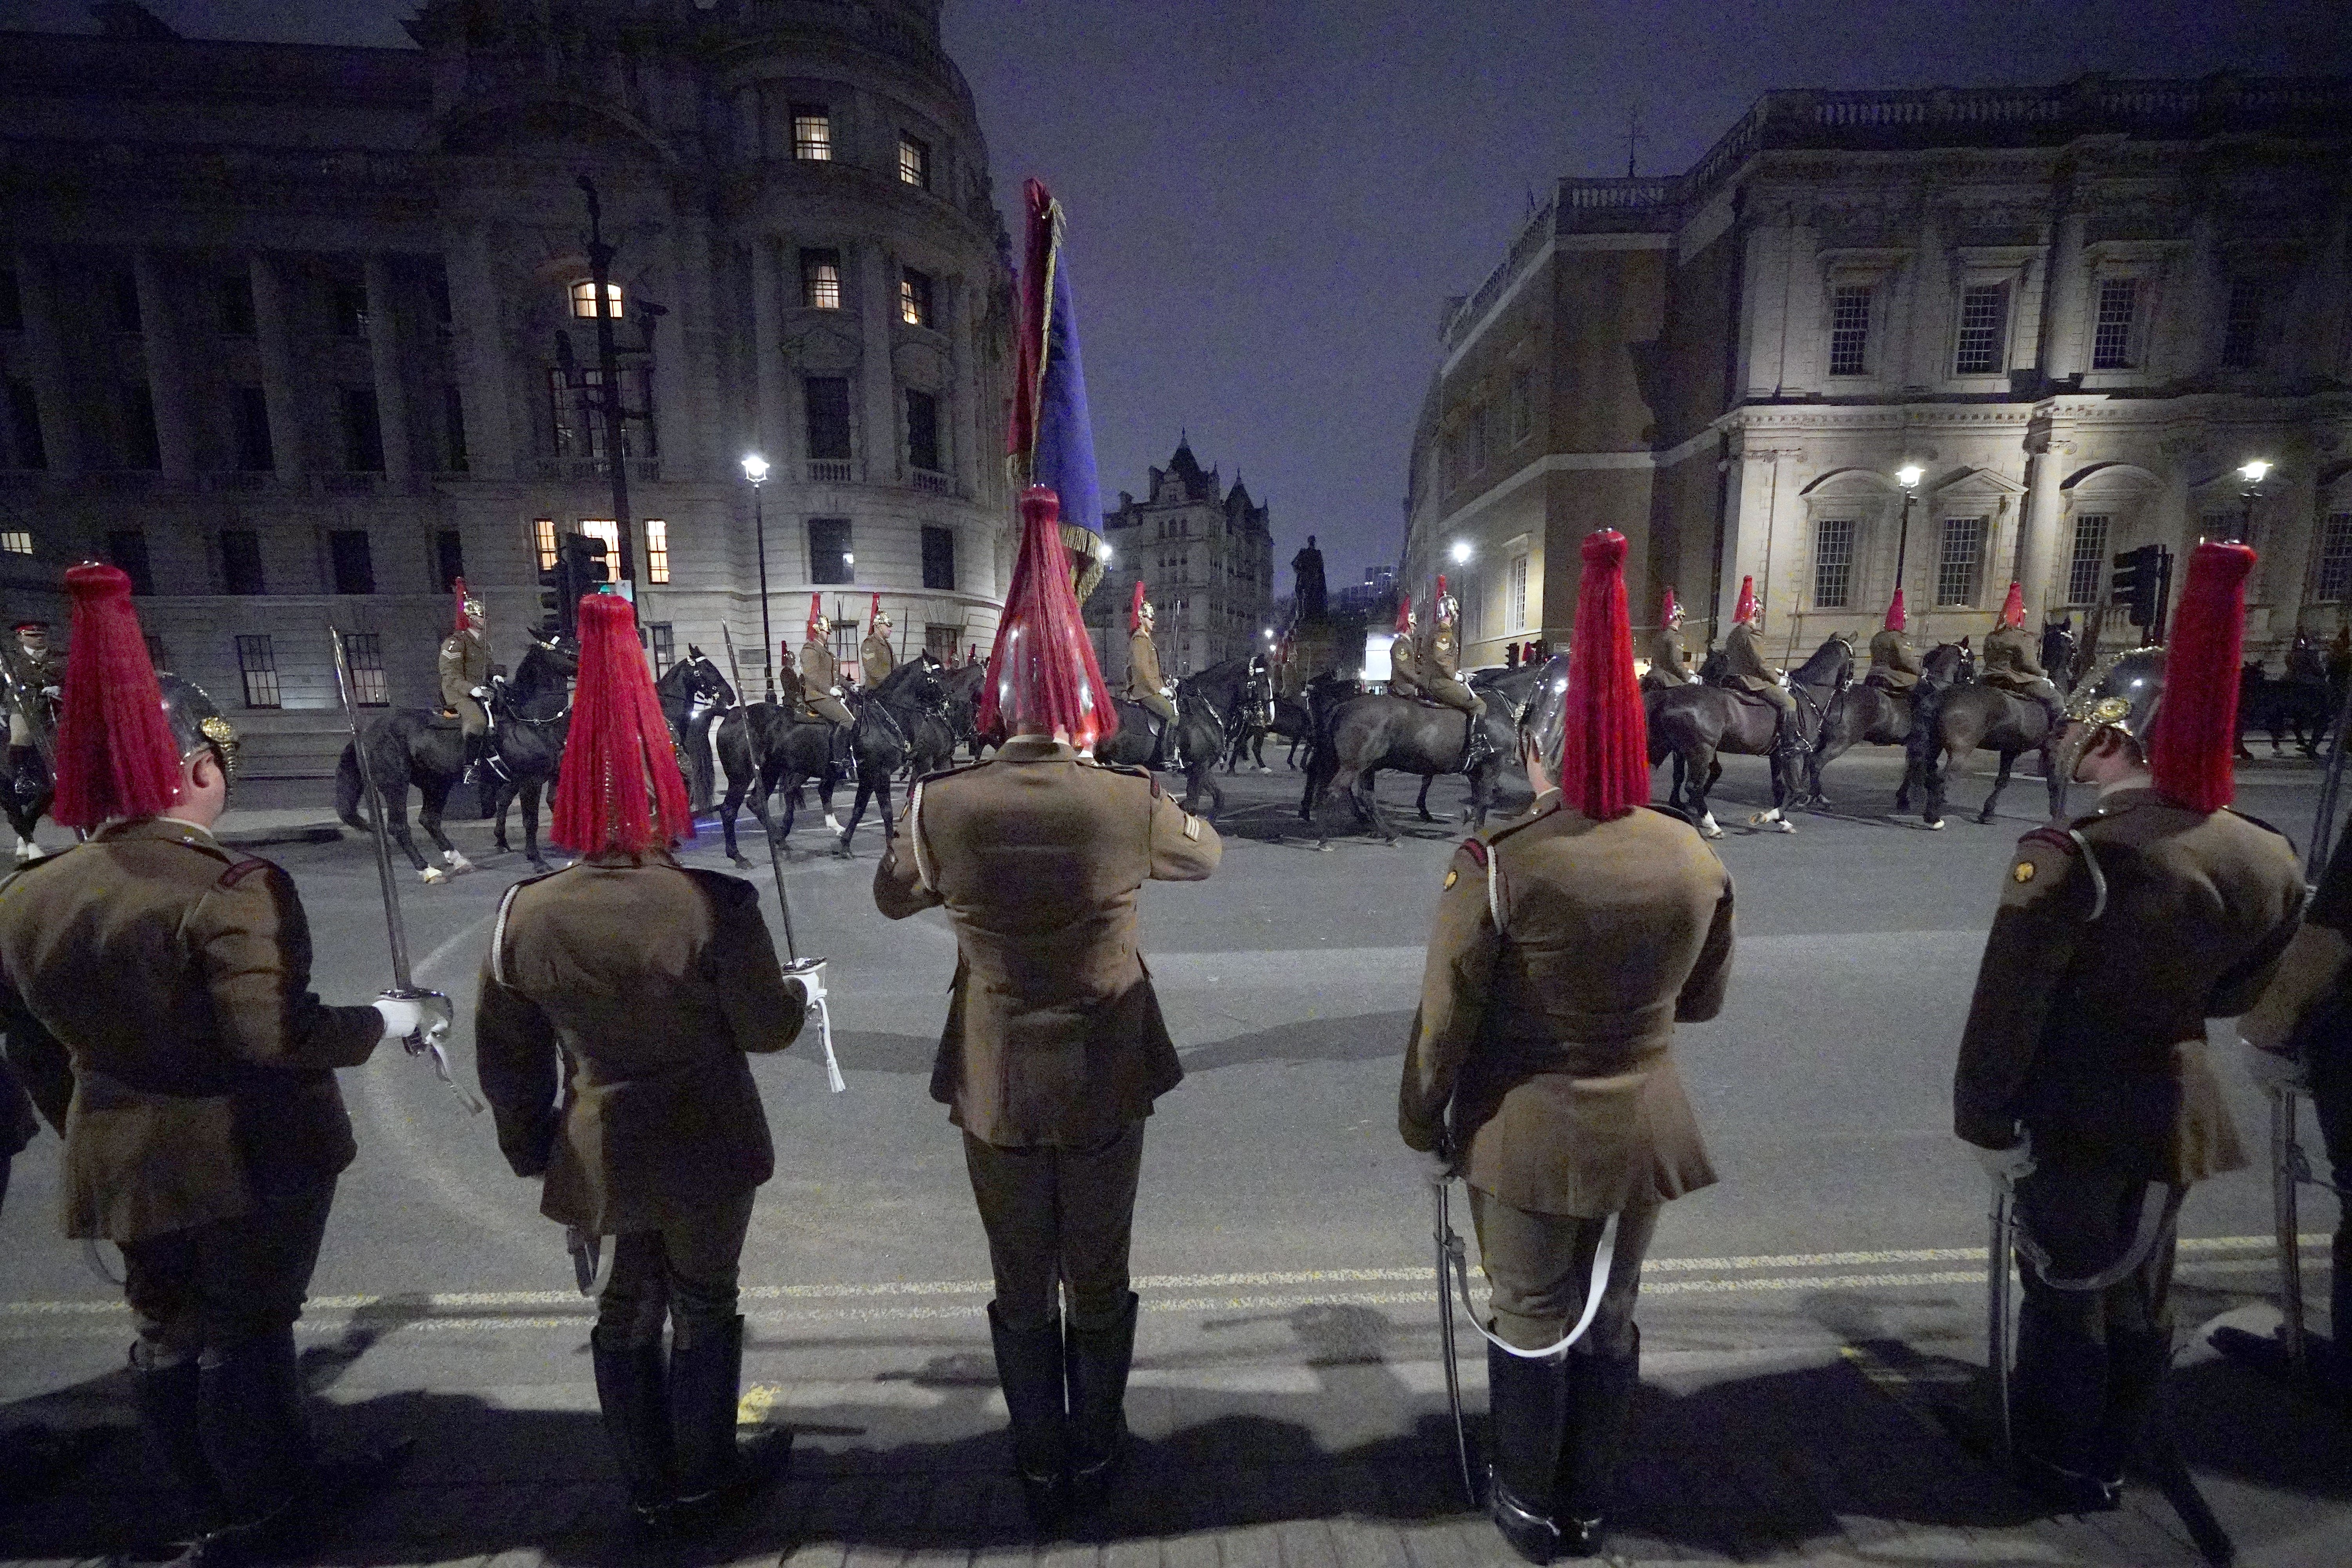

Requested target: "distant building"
[
  {"left": 1331, "top": 564, "right": 1397, "bottom": 620},
  {"left": 0, "top": 0, "right": 1013, "bottom": 774},
  {"left": 1405, "top": 75, "right": 2352, "bottom": 668},
  {"left": 1089, "top": 438, "right": 1276, "bottom": 680}
]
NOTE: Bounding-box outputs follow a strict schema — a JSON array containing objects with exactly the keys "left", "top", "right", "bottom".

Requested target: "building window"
[
  {"left": 648, "top": 622, "right": 675, "bottom": 676},
  {"left": 122, "top": 382, "right": 161, "bottom": 469},
  {"left": 804, "top": 376, "right": 853, "bottom": 461},
  {"left": 1507, "top": 367, "right": 1533, "bottom": 445},
  {"left": 2066, "top": 514, "right": 2110, "bottom": 606},
  {"left": 2316, "top": 513, "right": 2352, "bottom": 603},
  {"left": 0, "top": 531, "right": 31, "bottom": 555},
  {"left": 576, "top": 519, "right": 621, "bottom": 580},
  {"left": 1813, "top": 518, "right": 1856, "bottom": 609},
  {"left": 0, "top": 268, "right": 20, "bottom": 332},
  {"left": 2205, "top": 510, "right": 2245, "bottom": 548},
  {"left": 330, "top": 281, "right": 368, "bottom": 338},
  {"left": 1461, "top": 572, "right": 1484, "bottom": 643},
  {"left": 232, "top": 386, "right": 272, "bottom": 472},
  {"left": 107, "top": 530, "right": 152, "bottom": 594},
  {"left": 532, "top": 517, "right": 559, "bottom": 572},
  {"left": 220, "top": 530, "right": 266, "bottom": 595},
  {"left": 898, "top": 268, "right": 933, "bottom": 328},
  {"left": 441, "top": 383, "right": 467, "bottom": 471},
  {"left": 111, "top": 271, "right": 143, "bottom": 334},
  {"left": 234, "top": 635, "right": 280, "bottom": 709},
  {"left": 800, "top": 249, "right": 842, "bottom": 310},
  {"left": 340, "top": 387, "right": 384, "bottom": 472},
  {"left": 328, "top": 529, "right": 375, "bottom": 595},
  {"left": 808, "top": 517, "right": 854, "bottom": 584},
  {"left": 1828, "top": 284, "right": 1873, "bottom": 376},
  {"left": 644, "top": 517, "right": 670, "bottom": 584},
  {"left": 568, "top": 279, "right": 624, "bottom": 320},
  {"left": 217, "top": 274, "right": 255, "bottom": 337},
  {"left": 906, "top": 388, "right": 941, "bottom": 474},
  {"left": 925, "top": 624, "right": 958, "bottom": 664},
  {"left": 791, "top": 104, "right": 832, "bottom": 161},
  {"left": 1953, "top": 284, "right": 2009, "bottom": 375},
  {"left": 2221, "top": 279, "right": 2264, "bottom": 370},
  {"left": 5, "top": 381, "right": 43, "bottom": 469},
  {"left": 2091, "top": 279, "right": 2139, "bottom": 370},
  {"left": 345, "top": 632, "right": 390, "bottom": 707},
  {"left": 898, "top": 133, "right": 931, "bottom": 189},
  {"left": 1935, "top": 516, "right": 1986, "bottom": 607},
  {"left": 922, "top": 524, "right": 956, "bottom": 590},
  {"left": 435, "top": 529, "right": 465, "bottom": 593},
  {"left": 1508, "top": 553, "right": 1530, "bottom": 630}
]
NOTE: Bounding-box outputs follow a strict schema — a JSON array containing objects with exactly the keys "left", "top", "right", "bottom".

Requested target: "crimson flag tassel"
[
  {"left": 976, "top": 486, "right": 1116, "bottom": 751},
  {"left": 2147, "top": 541, "right": 2255, "bottom": 813},
  {"left": 550, "top": 593, "right": 695, "bottom": 855},
  {"left": 53, "top": 563, "right": 182, "bottom": 828},
  {"left": 1555, "top": 531, "right": 1650, "bottom": 820}
]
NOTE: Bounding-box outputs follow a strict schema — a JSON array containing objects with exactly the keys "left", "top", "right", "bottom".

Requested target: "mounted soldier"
[
  {"left": 1388, "top": 593, "right": 1424, "bottom": 699},
  {"left": 1125, "top": 581, "right": 1186, "bottom": 771},
  {"left": 774, "top": 640, "right": 806, "bottom": 718},
  {"left": 875, "top": 487, "right": 1221, "bottom": 1527},
  {"left": 2284, "top": 631, "right": 2328, "bottom": 690},
  {"left": 475, "top": 591, "right": 807, "bottom": 1538},
  {"left": 1717, "top": 575, "right": 1804, "bottom": 764},
  {"left": 5, "top": 618, "right": 62, "bottom": 771},
  {"left": 437, "top": 578, "right": 504, "bottom": 792},
  {"left": 1645, "top": 588, "right": 1697, "bottom": 688},
  {"left": 861, "top": 594, "right": 898, "bottom": 688},
  {"left": 1950, "top": 541, "right": 2304, "bottom": 1510},
  {"left": 799, "top": 597, "right": 854, "bottom": 731},
  {"left": 0, "top": 563, "right": 428, "bottom": 1567},
  {"left": 1421, "top": 574, "right": 1494, "bottom": 773},
  {"left": 1403, "top": 530, "right": 1735, "bottom": 1564},
  {"left": 1865, "top": 588, "right": 1924, "bottom": 693},
  {"left": 1982, "top": 581, "right": 2065, "bottom": 733}
]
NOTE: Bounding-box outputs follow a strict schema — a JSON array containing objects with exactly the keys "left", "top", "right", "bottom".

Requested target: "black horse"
[
  {"left": 864, "top": 656, "right": 959, "bottom": 779},
  {"left": 1807, "top": 641, "right": 1973, "bottom": 810},
  {"left": 335, "top": 635, "right": 578, "bottom": 880},
  {"left": 1647, "top": 636, "right": 1852, "bottom": 837},
  {"left": 1304, "top": 663, "right": 1540, "bottom": 846},
  {"left": 1903, "top": 660, "right": 2068, "bottom": 830},
  {"left": 1, "top": 745, "right": 52, "bottom": 866},
  {"left": 1094, "top": 684, "right": 1231, "bottom": 817},
  {"left": 2237, "top": 662, "right": 2335, "bottom": 759},
  {"left": 935, "top": 661, "right": 993, "bottom": 761},
  {"left": 712, "top": 701, "right": 841, "bottom": 866},
  {"left": 655, "top": 648, "right": 736, "bottom": 813}
]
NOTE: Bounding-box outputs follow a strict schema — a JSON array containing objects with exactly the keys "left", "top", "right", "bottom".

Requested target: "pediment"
[
  {"left": 1933, "top": 465, "right": 2027, "bottom": 499},
  {"left": 786, "top": 324, "right": 862, "bottom": 373},
  {"left": 892, "top": 340, "right": 948, "bottom": 392}
]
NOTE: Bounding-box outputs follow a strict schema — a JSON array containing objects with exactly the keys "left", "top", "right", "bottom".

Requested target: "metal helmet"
[
  {"left": 2055, "top": 646, "right": 2163, "bottom": 779},
  {"left": 1519, "top": 652, "right": 1574, "bottom": 777},
  {"left": 160, "top": 672, "right": 241, "bottom": 784}
]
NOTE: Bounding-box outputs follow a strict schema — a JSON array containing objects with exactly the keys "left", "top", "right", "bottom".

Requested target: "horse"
[
  {"left": 2237, "top": 662, "right": 2335, "bottom": 759},
  {"left": 1094, "top": 686, "right": 1232, "bottom": 817},
  {"left": 864, "top": 656, "right": 958, "bottom": 779},
  {"left": 1806, "top": 641, "right": 1973, "bottom": 810},
  {"left": 335, "top": 634, "right": 578, "bottom": 881},
  {"left": 935, "top": 661, "right": 993, "bottom": 761},
  {"left": 1646, "top": 636, "right": 1852, "bottom": 838},
  {"left": 1303, "top": 663, "right": 1541, "bottom": 846},
  {"left": 1, "top": 745, "right": 53, "bottom": 865},
  {"left": 1903, "top": 661, "right": 2068, "bottom": 830},
  {"left": 712, "top": 701, "right": 841, "bottom": 866},
  {"left": 655, "top": 647, "right": 736, "bottom": 812},
  {"left": 830, "top": 671, "right": 931, "bottom": 856}
]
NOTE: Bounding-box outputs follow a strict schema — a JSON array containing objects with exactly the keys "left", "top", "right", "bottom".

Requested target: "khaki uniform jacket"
[
  {"left": 474, "top": 855, "right": 805, "bottom": 1234},
  {"left": 1648, "top": 627, "right": 1693, "bottom": 683},
  {"left": 1389, "top": 633, "right": 1424, "bottom": 698},
  {"left": 873, "top": 737, "right": 1222, "bottom": 1147},
  {"left": 0, "top": 820, "right": 383, "bottom": 1241},
  {"left": 1401, "top": 794, "right": 1734, "bottom": 1216},
  {"left": 1423, "top": 626, "right": 1479, "bottom": 713},
  {"left": 1981, "top": 625, "right": 2046, "bottom": 689},
  {"left": 439, "top": 626, "right": 493, "bottom": 708},
  {"left": 1720, "top": 622, "right": 1781, "bottom": 695},
  {"left": 1127, "top": 630, "right": 1167, "bottom": 701},
  {"left": 1866, "top": 629, "right": 1923, "bottom": 691},
  {"left": 1955, "top": 788, "right": 2304, "bottom": 1184},
  {"left": 862, "top": 634, "right": 897, "bottom": 689},
  {"left": 802, "top": 639, "right": 841, "bottom": 695}
]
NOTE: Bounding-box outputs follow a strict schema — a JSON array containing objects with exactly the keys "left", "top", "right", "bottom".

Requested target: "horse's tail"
[{"left": 335, "top": 741, "right": 372, "bottom": 833}]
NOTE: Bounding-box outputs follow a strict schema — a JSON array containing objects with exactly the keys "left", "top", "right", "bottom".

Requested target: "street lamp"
[
  {"left": 1449, "top": 539, "right": 1474, "bottom": 564},
  {"left": 2236, "top": 459, "right": 2272, "bottom": 545},
  {"left": 743, "top": 453, "right": 773, "bottom": 699},
  {"left": 1894, "top": 463, "right": 1924, "bottom": 592}
]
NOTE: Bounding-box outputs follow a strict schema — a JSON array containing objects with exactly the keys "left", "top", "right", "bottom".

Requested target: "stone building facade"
[
  {"left": 1087, "top": 439, "right": 1276, "bottom": 682},
  {"left": 1405, "top": 75, "right": 2352, "bottom": 671},
  {"left": 0, "top": 0, "right": 1014, "bottom": 773}
]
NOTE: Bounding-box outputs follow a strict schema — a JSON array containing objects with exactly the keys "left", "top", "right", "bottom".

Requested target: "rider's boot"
[{"left": 1463, "top": 705, "right": 1495, "bottom": 773}]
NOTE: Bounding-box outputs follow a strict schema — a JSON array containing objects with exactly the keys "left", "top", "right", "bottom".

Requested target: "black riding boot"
[
  {"left": 989, "top": 1303, "right": 1070, "bottom": 1529},
  {"left": 185, "top": 1330, "right": 316, "bottom": 1567},
  {"left": 1485, "top": 1339, "right": 1573, "bottom": 1565},
  {"left": 133, "top": 1344, "right": 227, "bottom": 1534},
  {"left": 1555, "top": 1330, "right": 1639, "bottom": 1558},
  {"left": 1463, "top": 708, "right": 1495, "bottom": 773},
  {"left": 590, "top": 1326, "right": 675, "bottom": 1531},
  {"left": 1065, "top": 1292, "right": 1138, "bottom": 1513},
  {"left": 668, "top": 1315, "right": 790, "bottom": 1529},
  {"left": 2089, "top": 1325, "right": 2171, "bottom": 1488}
]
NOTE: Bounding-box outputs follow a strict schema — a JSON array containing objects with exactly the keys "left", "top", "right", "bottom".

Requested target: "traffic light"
[
  {"left": 537, "top": 535, "right": 614, "bottom": 641},
  {"left": 569, "top": 532, "right": 610, "bottom": 589},
  {"left": 537, "top": 554, "right": 571, "bottom": 638},
  {"left": 2110, "top": 544, "right": 2171, "bottom": 638}
]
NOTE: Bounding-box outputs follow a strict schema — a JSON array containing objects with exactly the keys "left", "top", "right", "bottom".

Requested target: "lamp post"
[
  {"left": 2236, "top": 459, "right": 2271, "bottom": 545},
  {"left": 743, "top": 453, "right": 773, "bottom": 699},
  {"left": 1449, "top": 539, "right": 1474, "bottom": 566},
  {"left": 1894, "top": 463, "right": 1924, "bottom": 591}
]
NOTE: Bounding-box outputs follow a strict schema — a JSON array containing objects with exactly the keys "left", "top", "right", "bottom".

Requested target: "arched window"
[{"left": 568, "top": 279, "right": 623, "bottom": 319}]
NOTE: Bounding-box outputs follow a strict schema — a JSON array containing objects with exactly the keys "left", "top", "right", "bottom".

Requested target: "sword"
[
  {"left": 719, "top": 623, "right": 748, "bottom": 706},
  {"left": 1431, "top": 1179, "right": 1478, "bottom": 1508},
  {"left": 328, "top": 626, "right": 482, "bottom": 1114},
  {"left": 2272, "top": 1087, "right": 2308, "bottom": 1373},
  {"left": 566, "top": 1225, "right": 604, "bottom": 1297},
  {"left": 1987, "top": 1175, "right": 2014, "bottom": 1455}
]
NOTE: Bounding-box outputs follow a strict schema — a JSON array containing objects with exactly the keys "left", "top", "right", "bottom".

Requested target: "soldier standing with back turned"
[
  {"left": 875, "top": 487, "right": 1221, "bottom": 1528},
  {"left": 1402, "top": 531, "right": 1735, "bottom": 1563},
  {"left": 1950, "top": 541, "right": 2304, "bottom": 1508},
  {"left": 0, "top": 564, "right": 432, "bottom": 1567}
]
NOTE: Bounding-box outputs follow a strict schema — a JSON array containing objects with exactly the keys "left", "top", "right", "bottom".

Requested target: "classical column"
[
  {"left": 2014, "top": 432, "right": 2069, "bottom": 617},
  {"left": 749, "top": 235, "right": 788, "bottom": 469},
  {"left": 363, "top": 254, "right": 414, "bottom": 487},
  {"left": 1902, "top": 210, "right": 1946, "bottom": 392},
  {"left": 948, "top": 274, "right": 979, "bottom": 494},
  {"left": 1738, "top": 212, "right": 1789, "bottom": 399},
  {"left": 15, "top": 248, "right": 82, "bottom": 478},
  {"left": 1714, "top": 437, "right": 1786, "bottom": 635},
  {"left": 857, "top": 240, "right": 898, "bottom": 483},
  {"left": 652, "top": 205, "right": 698, "bottom": 475},
  {"left": 2040, "top": 210, "right": 2090, "bottom": 383},
  {"left": 131, "top": 249, "right": 195, "bottom": 481},
  {"left": 249, "top": 252, "right": 305, "bottom": 480},
  {"left": 446, "top": 225, "right": 514, "bottom": 481}
]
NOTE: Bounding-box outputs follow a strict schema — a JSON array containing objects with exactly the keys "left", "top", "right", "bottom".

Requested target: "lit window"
[
  {"left": 2220, "top": 279, "right": 2264, "bottom": 370},
  {"left": 1508, "top": 554, "right": 1530, "bottom": 630},
  {"left": 1828, "top": 284, "right": 1873, "bottom": 376},
  {"left": 898, "top": 267, "right": 933, "bottom": 328},
  {"left": 644, "top": 518, "right": 670, "bottom": 584},
  {"left": 898, "top": 134, "right": 931, "bottom": 189},
  {"left": 569, "top": 280, "right": 624, "bottom": 319},
  {"left": 0, "top": 530, "right": 29, "bottom": 555},
  {"left": 2091, "top": 279, "right": 2138, "bottom": 370},
  {"left": 2067, "top": 514, "right": 2109, "bottom": 605},
  {"left": 800, "top": 249, "right": 841, "bottom": 310},
  {"left": 1953, "top": 284, "right": 2008, "bottom": 375},
  {"left": 1936, "top": 516, "right": 1986, "bottom": 607},
  {"left": 235, "top": 634, "right": 280, "bottom": 710},
  {"left": 577, "top": 519, "right": 621, "bottom": 579},
  {"left": 533, "top": 517, "right": 559, "bottom": 571},
  {"left": 2317, "top": 513, "right": 2352, "bottom": 603},
  {"left": 345, "top": 632, "right": 390, "bottom": 707},
  {"left": 1813, "top": 519, "right": 1855, "bottom": 609},
  {"left": 791, "top": 105, "right": 832, "bottom": 161}
]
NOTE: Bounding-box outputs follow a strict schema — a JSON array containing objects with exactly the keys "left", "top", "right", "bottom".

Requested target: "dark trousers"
[
  {"left": 1468, "top": 1187, "right": 1659, "bottom": 1357},
  {"left": 963, "top": 1122, "right": 1145, "bottom": 1332},
  {"left": 596, "top": 1189, "right": 758, "bottom": 1351},
  {"left": 121, "top": 1185, "right": 336, "bottom": 1365},
  {"left": 2013, "top": 1167, "right": 2185, "bottom": 1476}
]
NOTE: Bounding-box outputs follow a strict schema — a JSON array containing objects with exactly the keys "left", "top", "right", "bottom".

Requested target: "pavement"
[{"left": 2, "top": 746, "right": 2347, "bottom": 1567}]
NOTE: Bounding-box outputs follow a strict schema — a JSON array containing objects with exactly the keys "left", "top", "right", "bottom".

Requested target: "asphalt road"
[{"left": 2, "top": 744, "right": 2341, "bottom": 1501}]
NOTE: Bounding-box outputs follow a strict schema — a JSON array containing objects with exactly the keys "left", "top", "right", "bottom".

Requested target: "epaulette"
[
  {"left": 1485, "top": 793, "right": 1562, "bottom": 845},
  {"left": 913, "top": 758, "right": 988, "bottom": 788},
  {"left": 216, "top": 856, "right": 279, "bottom": 889},
  {"left": 1097, "top": 762, "right": 1163, "bottom": 797},
  {"left": 488, "top": 868, "right": 564, "bottom": 987},
  {"left": 1456, "top": 838, "right": 1490, "bottom": 869},
  {"left": 1644, "top": 801, "right": 1697, "bottom": 827},
  {"left": 2225, "top": 806, "right": 2293, "bottom": 843},
  {"left": 2017, "top": 825, "right": 2080, "bottom": 857},
  {"left": 2014, "top": 823, "right": 2105, "bottom": 918}
]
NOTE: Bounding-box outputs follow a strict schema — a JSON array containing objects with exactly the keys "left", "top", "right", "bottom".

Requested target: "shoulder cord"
[
  {"left": 1485, "top": 841, "right": 1503, "bottom": 935},
  {"left": 1441, "top": 1192, "right": 1620, "bottom": 1360},
  {"left": 2065, "top": 829, "right": 2108, "bottom": 921},
  {"left": 907, "top": 779, "right": 936, "bottom": 894},
  {"left": 490, "top": 881, "right": 526, "bottom": 987}
]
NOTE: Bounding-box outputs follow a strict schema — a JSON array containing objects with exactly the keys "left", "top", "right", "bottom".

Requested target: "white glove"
[
  {"left": 1971, "top": 1135, "right": 2036, "bottom": 1185},
  {"left": 375, "top": 991, "right": 454, "bottom": 1048},
  {"left": 2243, "top": 1041, "right": 2310, "bottom": 1093},
  {"left": 1416, "top": 1147, "right": 1455, "bottom": 1187},
  {"left": 469, "top": 685, "right": 491, "bottom": 701}
]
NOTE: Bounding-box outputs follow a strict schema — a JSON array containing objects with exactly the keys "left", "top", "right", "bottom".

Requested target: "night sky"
[{"left": 7, "top": 0, "right": 2345, "bottom": 587}]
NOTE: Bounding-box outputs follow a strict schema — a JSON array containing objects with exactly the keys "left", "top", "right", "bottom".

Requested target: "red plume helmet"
[
  {"left": 1395, "top": 591, "right": 1414, "bottom": 634},
  {"left": 870, "top": 592, "right": 884, "bottom": 624},
  {"left": 1998, "top": 581, "right": 2026, "bottom": 629},
  {"left": 977, "top": 486, "right": 1117, "bottom": 750},
  {"left": 1733, "top": 575, "right": 1758, "bottom": 624},
  {"left": 1435, "top": 573, "right": 1448, "bottom": 602},
  {"left": 53, "top": 563, "right": 183, "bottom": 828},
  {"left": 2147, "top": 541, "right": 2255, "bottom": 814},
  {"left": 550, "top": 593, "right": 694, "bottom": 856},
  {"left": 1660, "top": 586, "right": 1680, "bottom": 624},
  {"left": 806, "top": 595, "right": 823, "bottom": 641},
  {"left": 1885, "top": 588, "right": 1907, "bottom": 632},
  {"left": 1554, "top": 531, "right": 1649, "bottom": 820},
  {"left": 1129, "top": 579, "right": 1148, "bottom": 635},
  {"left": 452, "top": 575, "right": 472, "bottom": 633}
]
